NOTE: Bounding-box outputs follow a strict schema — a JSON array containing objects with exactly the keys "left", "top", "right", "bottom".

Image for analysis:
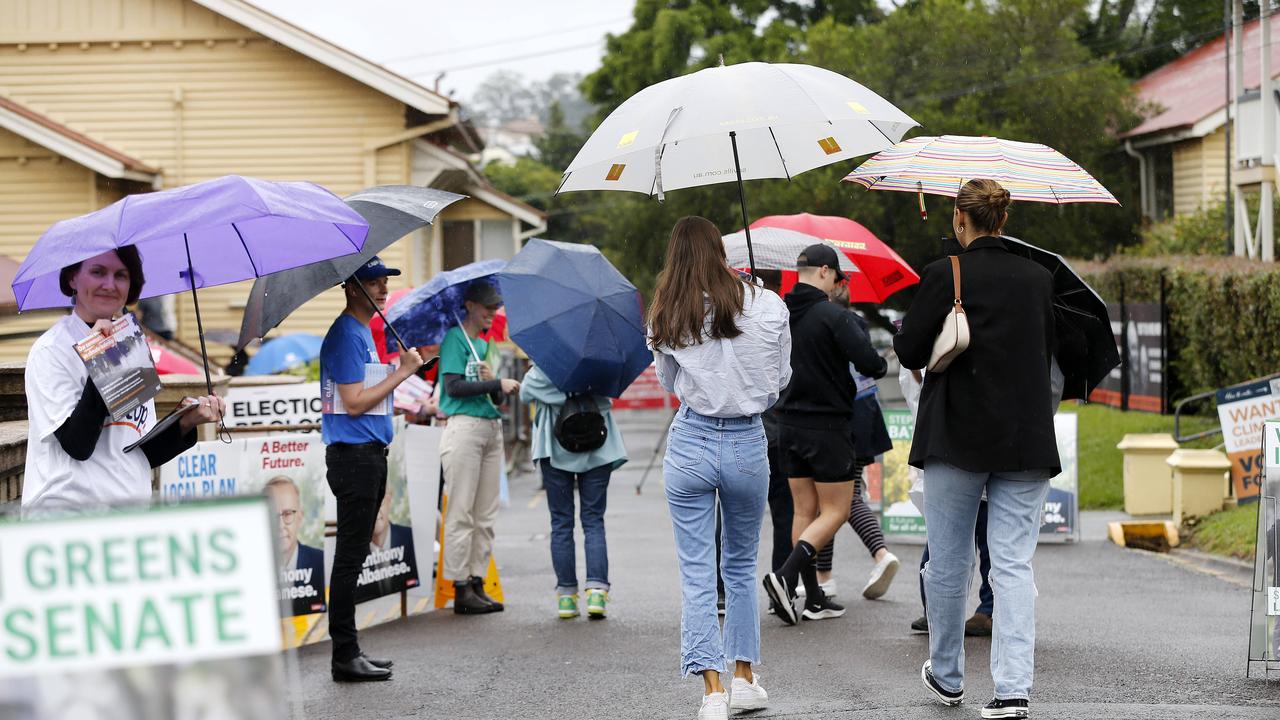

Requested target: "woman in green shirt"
[
  {"left": 438, "top": 281, "right": 520, "bottom": 614},
  {"left": 520, "top": 364, "right": 627, "bottom": 619}
]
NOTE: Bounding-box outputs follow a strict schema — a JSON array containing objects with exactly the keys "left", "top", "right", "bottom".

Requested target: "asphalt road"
[{"left": 296, "top": 411, "right": 1280, "bottom": 719}]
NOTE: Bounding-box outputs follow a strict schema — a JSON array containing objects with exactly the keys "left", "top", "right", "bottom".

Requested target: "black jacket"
[
  {"left": 775, "top": 283, "right": 887, "bottom": 429},
  {"left": 894, "top": 236, "right": 1060, "bottom": 474}
]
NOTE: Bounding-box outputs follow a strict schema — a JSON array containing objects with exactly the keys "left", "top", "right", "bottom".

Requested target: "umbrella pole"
[
  {"left": 729, "top": 131, "right": 758, "bottom": 278},
  {"left": 352, "top": 280, "right": 411, "bottom": 352},
  {"left": 181, "top": 234, "right": 215, "bottom": 397}
]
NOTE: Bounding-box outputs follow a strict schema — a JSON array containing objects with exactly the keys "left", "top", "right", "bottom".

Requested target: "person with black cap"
[
  {"left": 320, "top": 255, "right": 424, "bottom": 683},
  {"left": 438, "top": 280, "right": 520, "bottom": 615},
  {"left": 762, "top": 243, "right": 887, "bottom": 626}
]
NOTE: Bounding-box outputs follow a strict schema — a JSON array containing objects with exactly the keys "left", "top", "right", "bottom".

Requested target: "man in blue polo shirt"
[{"left": 321, "top": 256, "right": 424, "bottom": 683}]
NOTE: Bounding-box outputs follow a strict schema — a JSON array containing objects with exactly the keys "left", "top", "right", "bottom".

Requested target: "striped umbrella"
[{"left": 843, "top": 135, "right": 1118, "bottom": 211}]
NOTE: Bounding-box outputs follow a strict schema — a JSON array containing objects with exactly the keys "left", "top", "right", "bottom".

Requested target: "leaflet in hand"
[
  {"left": 393, "top": 374, "right": 433, "bottom": 415},
  {"left": 74, "top": 314, "right": 163, "bottom": 421},
  {"left": 321, "top": 363, "right": 392, "bottom": 415}
]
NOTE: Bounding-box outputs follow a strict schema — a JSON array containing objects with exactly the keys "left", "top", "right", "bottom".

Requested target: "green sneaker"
[
  {"left": 586, "top": 589, "right": 608, "bottom": 619},
  {"left": 558, "top": 594, "right": 579, "bottom": 619}
]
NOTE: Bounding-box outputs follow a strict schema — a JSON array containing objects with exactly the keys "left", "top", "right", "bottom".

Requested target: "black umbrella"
[
  {"left": 236, "top": 185, "right": 464, "bottom": 351},
  {"left": 1001, "top": 235, "right": 1120, "bottom": 400}
]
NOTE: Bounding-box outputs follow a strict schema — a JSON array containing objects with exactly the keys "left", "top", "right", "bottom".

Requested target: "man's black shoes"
[
  {"left": 360, "top": 652, "right": 393, "bottom": 669},
  {"left": 332, "top": 655, "right": 392, "bottom": 682}
]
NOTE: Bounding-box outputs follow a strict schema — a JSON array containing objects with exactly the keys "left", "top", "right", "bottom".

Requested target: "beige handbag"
[{"left": 927, "top": 255, "right": 969, "bottom": 372}]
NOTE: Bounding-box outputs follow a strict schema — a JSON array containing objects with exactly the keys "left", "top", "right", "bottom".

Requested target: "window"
[
  {"left": 1151, "top": 145, "right": 1174, "bottom": 221},
  {"left": 479, "top": 219, "right": 514, "bottom": 261}
]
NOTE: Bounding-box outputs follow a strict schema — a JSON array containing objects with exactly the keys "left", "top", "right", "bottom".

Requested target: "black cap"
[
  {"left": 349, "top": 255, "right": 401, "bottom": 283},
  {"left": 796, "top": 243, "right": 847, "bottom": 282},
  {"left": 464, "top": 281, "right": 503, "bottom": 307}
]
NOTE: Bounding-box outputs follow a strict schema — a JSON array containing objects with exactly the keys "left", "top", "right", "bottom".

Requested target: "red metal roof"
[{"left": 1124, "top": 17, "right": 1280, "bottom": 139}]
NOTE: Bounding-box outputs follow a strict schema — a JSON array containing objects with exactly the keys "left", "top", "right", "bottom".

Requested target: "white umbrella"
[
  {"left": 721, "top": 226, "right": 860, "bottom": 275},
  {"left": 556, "top": 61, "right": 918, "bottom": 272}
]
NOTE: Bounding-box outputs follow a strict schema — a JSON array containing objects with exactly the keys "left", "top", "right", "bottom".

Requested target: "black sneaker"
[
  {"left": 762, "top": 573, "right": 798, "bottom": 625},
  {"left": 801, "top": 593, "right": 846, "bottom": 621},
  {"left": 911, "top": 615, "right": 929, "bottom": 633},
  {"left": 982, "top": 698, "right": 1029, "bottom": 719},
  {"left": 920, "top": 660, "right": 963, "bottom": 706},
  {"left": 716, "top": 594, "right": 726, "bottom": 616}
]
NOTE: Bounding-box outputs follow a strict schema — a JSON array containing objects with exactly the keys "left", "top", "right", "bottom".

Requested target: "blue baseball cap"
[{"left": 349, "top": 255, "right": 401, "bottom": 283}]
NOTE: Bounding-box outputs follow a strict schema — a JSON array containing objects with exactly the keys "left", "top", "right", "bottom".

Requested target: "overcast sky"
[{"left": 250, "top": 0, "right": 636, "bottom": 102}]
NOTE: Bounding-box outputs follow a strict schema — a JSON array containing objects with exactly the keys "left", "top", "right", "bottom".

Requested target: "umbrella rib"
[
  {"left": 231, "top": 222, "right": 261, "bottom": 277},
  {"left": 768, "top": 128, "right": 792, "bottom": 181}
]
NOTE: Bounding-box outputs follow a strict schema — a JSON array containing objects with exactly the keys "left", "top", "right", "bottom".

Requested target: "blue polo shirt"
[{"left": 320, "top": 313, "right": 393, "bottom": 446}]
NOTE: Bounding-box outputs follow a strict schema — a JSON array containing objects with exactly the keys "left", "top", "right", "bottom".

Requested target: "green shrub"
[{"left": 1077, "top": 256, "right": 1280, "bottom": 402}]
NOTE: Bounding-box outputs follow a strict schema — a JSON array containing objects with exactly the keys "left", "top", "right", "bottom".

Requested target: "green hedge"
[{"left": 1076, "top": 256, "right": 1280, "bottom": 403}]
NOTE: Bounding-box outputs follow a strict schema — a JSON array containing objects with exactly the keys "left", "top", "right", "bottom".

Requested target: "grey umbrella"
[{"left": 235, "top": 185, "right": 464, "bottom": 351}]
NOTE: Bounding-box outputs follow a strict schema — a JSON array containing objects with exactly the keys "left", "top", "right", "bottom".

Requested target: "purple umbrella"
[{"left": 12, "top": 175, "right": 369, "bottom": 394}]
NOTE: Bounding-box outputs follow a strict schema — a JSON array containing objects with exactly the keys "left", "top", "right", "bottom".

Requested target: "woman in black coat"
[{"left": 893, "top": 179, "right": 1059, "bottom": 719}]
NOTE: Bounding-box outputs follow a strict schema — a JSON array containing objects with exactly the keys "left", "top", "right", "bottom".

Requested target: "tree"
[
  {"left": 561, "top": 0, "right": 1142, "bottom": 300},
  {"left": 533, "top": 101, "right": 587, "bottom": 173},
  {"left": 1076, "top": 1, "right": 1255, "bottom": 79}
]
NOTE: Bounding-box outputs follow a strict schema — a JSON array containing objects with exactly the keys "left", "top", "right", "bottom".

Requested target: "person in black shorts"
[{"left": 763, "top": 244, "right": 887, "bottom": 625}]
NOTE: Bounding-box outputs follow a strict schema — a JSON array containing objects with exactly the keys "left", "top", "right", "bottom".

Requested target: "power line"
[
  {"left": 381, "top": 16, "right": 629, "bottom": 66},
  {"left": 409, "top": 39, "right": 606, "bottom": 76}
]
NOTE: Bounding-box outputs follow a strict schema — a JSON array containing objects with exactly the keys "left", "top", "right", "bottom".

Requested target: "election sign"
[
  {"left": 1216, "top": 378, "right": 1280, "bottom": 502},
  {"left": 160, "top": 437, "right": 329, "bottom": 617},
  {"left": 225, "top": 381, "right": 323, "bottom": 432},
  {"left": 879, "top": 410, "right": 1080, "bottom": 542},
  {"left": 1248, "top": 420, "right": 1280, "bottom": 668},
  {"left": 353, "top": 432, "right": 420, "bottom": 604},
  {"left": 0, "top": 499, "right": 282, "bottom": 677}
]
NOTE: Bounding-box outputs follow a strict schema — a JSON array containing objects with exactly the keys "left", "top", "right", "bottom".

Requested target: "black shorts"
[{"left": 778, "top": 423, "right": 858, "bottom": 483}]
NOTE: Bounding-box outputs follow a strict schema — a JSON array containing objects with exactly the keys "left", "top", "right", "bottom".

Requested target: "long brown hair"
[{"left": 648, "top": 216, "right": 750, "bottom": 350}]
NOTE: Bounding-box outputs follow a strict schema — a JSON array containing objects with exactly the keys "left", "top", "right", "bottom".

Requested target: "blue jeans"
[
  {"left": 922, "top": 460, "right": 1050, "bottom": 701},
  {"left": 664, "top": 406, "right": 768, "bottom": 677},
  {"left": 540, "top": 459, "right": 612, "bottom": 594},
  {"left": 920, "top": 500, "right": 994, "bottom": 617}
]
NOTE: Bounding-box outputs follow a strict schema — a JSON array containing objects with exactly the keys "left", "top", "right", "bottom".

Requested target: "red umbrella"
[
  {"left": 148, "top": 340, "right": 202, "bottom": 375},
  {"left": 749, "top": 213, "right": 918, "bottom": 303},
  {"left": 371, "top": 287, "right": 412, "bottom": 363}
]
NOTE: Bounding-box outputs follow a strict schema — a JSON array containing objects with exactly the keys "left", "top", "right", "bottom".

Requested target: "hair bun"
[{"left": 988, "top": 187, "right": 1012, "bottom": 212}]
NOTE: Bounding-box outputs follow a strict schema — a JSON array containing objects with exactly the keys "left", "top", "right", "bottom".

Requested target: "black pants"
[{"left": 326, "top": 443, "right": 388, "bottom": 663}]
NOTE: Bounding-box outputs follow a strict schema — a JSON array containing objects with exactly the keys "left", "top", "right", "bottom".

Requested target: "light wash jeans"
[
  {"left": 922, "top": 460, "right": 1051, "bottom": 701},
  {"left": 664, "top": 406, "right": 768, "bottom": 678}
]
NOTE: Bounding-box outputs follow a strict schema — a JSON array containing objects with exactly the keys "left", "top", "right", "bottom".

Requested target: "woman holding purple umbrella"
[{"left": 21, "top": 247, "right": 224, "bottom": 516}]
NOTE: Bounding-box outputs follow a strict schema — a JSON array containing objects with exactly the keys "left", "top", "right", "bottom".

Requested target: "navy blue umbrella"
[
  {"left": 498, "top": 239, "right": 650, "bottom": 398},
  {"left": 384, "top": 259, "right": 506, "bottom": 350}
]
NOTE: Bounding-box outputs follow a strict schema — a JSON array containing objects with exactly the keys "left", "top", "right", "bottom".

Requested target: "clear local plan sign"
[{"left": 0, "top": 499, "right": 282, "bottom": 677}]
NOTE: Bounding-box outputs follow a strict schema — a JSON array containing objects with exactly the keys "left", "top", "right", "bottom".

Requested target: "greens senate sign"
[{"left": 0, "top": 499, "right": 282, "bottom": 677}]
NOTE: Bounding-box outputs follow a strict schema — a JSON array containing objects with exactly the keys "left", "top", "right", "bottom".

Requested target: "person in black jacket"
[
  {"left": 894, "top": 179, "right": 1059, "bottom": 720},
  {"left": 811, "top": 286, "right": 900, "bottom": 602},
  {"left": 762, "top": 244, "right": 887, "bottom": 626}
]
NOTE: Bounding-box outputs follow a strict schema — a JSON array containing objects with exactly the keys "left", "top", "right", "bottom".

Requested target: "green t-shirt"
[{"left": 439, "top": 326, "right": 501, "bottom": 419}]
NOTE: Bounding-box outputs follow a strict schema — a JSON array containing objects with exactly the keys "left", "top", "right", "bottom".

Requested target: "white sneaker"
[
  {"left": 820, "top": 578, "right": 838, "bottom": 599},
  {"left": 729, "top": 674, "right": 769, "bottom": 710},
  {"left": 698, "top": 691, "right": 729, "bottom": 720},
  {"left": 862, "top": 552, "right": 900, "bottom": 599}
]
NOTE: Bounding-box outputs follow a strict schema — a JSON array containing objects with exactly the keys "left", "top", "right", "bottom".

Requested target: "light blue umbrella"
[{"left": 245, "top": 334, "right": 323, "bottom": 375}]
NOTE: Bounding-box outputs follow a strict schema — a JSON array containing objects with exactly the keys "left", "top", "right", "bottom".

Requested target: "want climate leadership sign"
[{"left": 0, "top": 500, "right": 281, "bottom": 677}]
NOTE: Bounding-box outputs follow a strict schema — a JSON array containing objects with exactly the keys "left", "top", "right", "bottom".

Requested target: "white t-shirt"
[{"left": 22, "top": 314, "right": 156, "bottom": 515}]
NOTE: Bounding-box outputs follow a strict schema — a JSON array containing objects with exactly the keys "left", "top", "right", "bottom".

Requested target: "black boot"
[
  {"left": 332, "top": 655, "right": 392, "bottom": 682},
  {"left": 471, "top": 576, "right": 504, "bottom": 612},
  {"left": 453, "top": 580, "right": 497, "bottom": 614},
  {"left": 360, "top": 651, "right": 393, "bottom": 669}
]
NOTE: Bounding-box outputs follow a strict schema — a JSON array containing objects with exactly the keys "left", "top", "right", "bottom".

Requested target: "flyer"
[{"left": 74, "top": 314, "right": 162, "bottom": 421}]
